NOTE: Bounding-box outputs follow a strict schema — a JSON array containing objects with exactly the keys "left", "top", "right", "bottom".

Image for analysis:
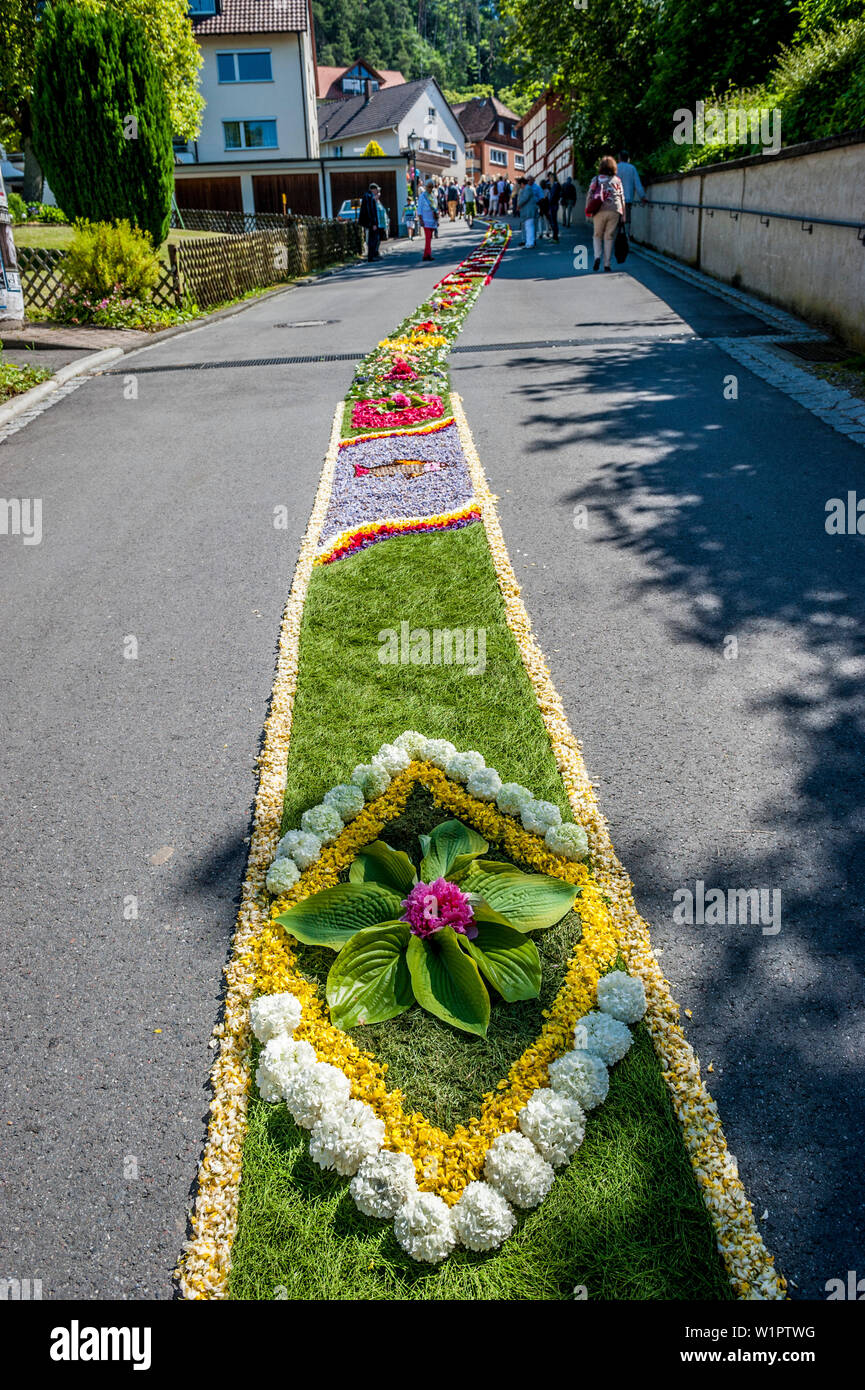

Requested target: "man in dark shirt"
[{"left": 359, "top": 183, "right": 382, "bottom": 261}]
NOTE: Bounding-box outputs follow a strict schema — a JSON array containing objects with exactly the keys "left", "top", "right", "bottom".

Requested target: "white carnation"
[
  {"left": 300, "top": 802, "right": 344, "bottom": 844},
  {"left": 548, "top": 1048, "right": 609, "bottom": 1110},
  {"left": 282, "top": 1060, "right": 351, "bottom": 1129},
  {"left": 495, "top": 782, "right": 534, "bottom": 815},
  {"left": 393, "top": 730, "right": 427, "bottom": 759},
  {"left": 520, "top": 799, "right": 563, "bottom": 835},
  {"left": 445, "top": 750, "right": 486, "bottom": 783},
  {"left": 249, "top": 991, "right": 302, "bottom": 1044},
  {"left": 421, "top": 738, "right": 457, "bottom": 769},
  {"left": 265, "top": 856, "right": 301, "bottom": 897},
  {"left": 452, "top": 1181, "right": 515, "bottom": 1251},
  {"left": 483, "top": 1131, "right": 555, "bottom": 1208},
  {"left": 276, "top": 828, "right": 322, "bottom": 870},
  {"left": 596, "top": 969, "right": 647, "bottom": 1024},
  {"left": 466, "top": 767, "right": 502, "bottom": 801},
  {"left": 574, "top": 1010, "right": 633, "bottom": 1064},
  {"left": 545, "top": 821, "right": 589, "bottom": 862},
  {"left": 349, "top": 1150, "right": 417, "bottom": 1218},
  {"left": 373, "top": 742, "right": 412, "bottom": 775},
  {"left": 308, "top": 1099, "right": 385, "bottom": 1176},
  {"left": 255, "top": 1035, "right": 316, "bottom": 1103},
  {"left": 323, "top": 783, "right": 365, "bottom": 821},
  {"left": 518, "top": 1087, "right": 585, "bottom": 1167},
  {"left": 350, "top": 762, "right": 391, "bottom": 799},
  {"left": 393, "top": 1191, "right": 457, "bottom": 1264}
]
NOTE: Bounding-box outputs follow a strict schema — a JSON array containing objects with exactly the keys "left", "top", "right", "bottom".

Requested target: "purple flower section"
[
  {"left": 401, "top": 878, "right": 477, "bottom": 938},
  {"left": 320, "top": 423, "right": 475, "bottom": 546}
]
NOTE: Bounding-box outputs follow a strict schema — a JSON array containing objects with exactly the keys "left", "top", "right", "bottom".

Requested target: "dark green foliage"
[{"left": 31, "top": 0, "right": 174, "bottom": 244}]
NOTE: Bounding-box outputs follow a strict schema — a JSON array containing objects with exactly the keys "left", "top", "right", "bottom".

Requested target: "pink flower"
[{"left": 401, "top": 878, "right": 476, "bottom": 939}]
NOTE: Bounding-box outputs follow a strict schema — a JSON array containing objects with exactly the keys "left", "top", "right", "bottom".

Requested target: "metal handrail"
[{"left": 643, "top": 197, "right": 865, "bottom": 237}]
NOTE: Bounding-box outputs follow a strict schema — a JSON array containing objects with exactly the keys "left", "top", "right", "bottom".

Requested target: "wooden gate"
[
  {"left": 175, "top": 177, "right": 243, "bottom": 212},
  {"left": 329, "top": 169, "right": 398, "bottom": 224},
  {"left": 252, "top": 173, "right": 321, "bottom": 217}
]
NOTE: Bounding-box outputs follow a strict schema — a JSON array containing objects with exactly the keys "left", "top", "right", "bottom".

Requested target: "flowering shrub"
[
  {"left": 276, "top": 817, "right": 579, "bottom": 1036},
  {"left": 351, "top": 395, "right": 445, "bottom": 431},
  {"left": 63, "top": 219, "right": 161, "bottom": 299},
  {"left": 52, "top": 283, "right": 194, "bottom": 331}
]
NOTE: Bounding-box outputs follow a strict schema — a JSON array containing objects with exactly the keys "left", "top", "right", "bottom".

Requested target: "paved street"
[{"left": 1, "top": 216, "right": 862, "bottom": 1299}]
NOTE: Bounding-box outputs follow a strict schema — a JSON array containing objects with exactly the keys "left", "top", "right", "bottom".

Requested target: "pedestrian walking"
[
  {"left": 417, "top": 178, "right": 438, "bottom": 261},
  {"left": 585, "top": 156, "right": 625, "bottom": 271},
  {"left": 404, "top": 197, "right": 417, "bottom": 239},
  {"left": 518, "top": 174, "right": 539, "bottom": 248},
  {"left": 617, "top": 149, "right": 647, "bottom": 228},
  {"left": 463, "top": 179, "right": 476, "bottom": 227},
  {"left": 549, "top": 174, "right": 561, "bottom": 242},
  {"left": 359, "top": 182, "right": 382, "bottom": 261},
  {"left": 496, "top": 176, "right": 507, "bottom": 215},
  {"left": 560, "top": 176, "right": 577, "bottom": 226},
  {"left": 446, "top": 181, "right": 460, "bottom": 221},
  {"left": 537, "top": 179, "right": 552, "bottom": 238}
]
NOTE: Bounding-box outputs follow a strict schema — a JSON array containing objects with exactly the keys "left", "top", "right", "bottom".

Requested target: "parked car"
[{"left": 336, "top": 199, "right": 361, "bottom": 222}]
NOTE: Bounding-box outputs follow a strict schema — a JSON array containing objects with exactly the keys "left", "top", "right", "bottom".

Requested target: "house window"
[
  {"left": 489, "top": 148, "right": 507, "bottom": 166},
  {"left": 510, "top": 124, "right": 517, "bottom": 138},
  {"left": 439, "top": 142, "right": 456, "bottom": 161},
  {"left": 188, "top": 0, "right": 216, "bottom": 13},
  {"left": 428, "top": 106, "right": 436, "bottom": 120},
  {"left": 333, "top": 145, "right": 343, "bottom": 157},
  {"left": 514, "top": 153, "right": 525, "bottom": 169},
  {"left": 497, "top": 119, "right": 504, "bottom": 134},
  {"left": 223, "top": 120, "right": 278, "bottom": 150},
  {"left": 217, "top": 51, "right": 273, "bottom": 83}
]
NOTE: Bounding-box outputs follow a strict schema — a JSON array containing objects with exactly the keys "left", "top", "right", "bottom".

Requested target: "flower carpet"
[{"left": 177, "top": 224, "right": 785, "bottom": 1301}]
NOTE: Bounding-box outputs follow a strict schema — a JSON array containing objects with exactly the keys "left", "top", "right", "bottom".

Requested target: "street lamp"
[{"left": 407, "top": 127, "right": 418, "bottom": 196}]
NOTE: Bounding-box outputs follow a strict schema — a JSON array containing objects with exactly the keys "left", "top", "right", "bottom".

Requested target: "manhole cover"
[
  {"left": 779, "top": 340, "right": 851, "bottom": 363},
  {"left": 273, "top": 319, "right": 340, "bottom": 328}
]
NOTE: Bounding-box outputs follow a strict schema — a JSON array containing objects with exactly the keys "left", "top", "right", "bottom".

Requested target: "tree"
[
  {"left": 361, "top": 139, "right": 386, "bottom": 155},
  {"left": 32, "top": 1, "right": 175, "bottom": 243},
  {"left": 0, "top": 0, "right": 42, "bottom": 201}
]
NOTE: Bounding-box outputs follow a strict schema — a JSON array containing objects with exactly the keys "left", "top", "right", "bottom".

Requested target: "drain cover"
[
  {"left": 779, "top": 340, "right": 851, "bottom": 363},
  {"left": 273, "top": 319, "right": 340, "bottom": 328}
]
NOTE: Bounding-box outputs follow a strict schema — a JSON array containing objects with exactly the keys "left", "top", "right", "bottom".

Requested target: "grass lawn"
[
  {"left": 13, "top": 222, "right": 225, "bottom": 264},
  {"left": 224, "top": 522, "right": 733, "bottom": 1300}
]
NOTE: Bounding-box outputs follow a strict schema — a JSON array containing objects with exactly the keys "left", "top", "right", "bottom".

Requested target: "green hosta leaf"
[
  {"left": 327, "top": 922, "right": 412, "bottom": 1028},
  {"left": 420, "top": 819, "right": 488, "bottom": 882},
  {"left": 406, "top": 927, "right": 490, "bottom": 1037},
  {"left": 276, "top": 883, "right": 404, "bottom": 951},
  {"left": 349, "top": 840, "right": 417, "bottom": 894},
  {"left": 463, "top": 921, "right": 542, "bottom": 1002},
  {"left": 461, "top": 860, "right": 578, "bottom": 933}
]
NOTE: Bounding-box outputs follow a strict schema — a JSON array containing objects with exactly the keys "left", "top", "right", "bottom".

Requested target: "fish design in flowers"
[{"left": 275, "top": 819, "right": 579, "bottom": 1036}]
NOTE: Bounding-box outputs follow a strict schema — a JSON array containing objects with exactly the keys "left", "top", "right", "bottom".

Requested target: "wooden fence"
[{"left": 16, "top": 214, "right": 362, "bottom": 316}]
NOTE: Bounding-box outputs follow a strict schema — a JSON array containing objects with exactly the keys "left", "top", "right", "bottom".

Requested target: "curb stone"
[{"left": 0, "top": 345, "right": 124, "bottom": 427}]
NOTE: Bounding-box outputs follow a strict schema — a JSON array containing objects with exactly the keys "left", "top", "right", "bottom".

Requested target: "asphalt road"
[
  {"left": 456, "top": 219, "right": 865, "bottom": 1298},
  {"left": 1, "top": 216, "right": 861, "bottom": 1300}
]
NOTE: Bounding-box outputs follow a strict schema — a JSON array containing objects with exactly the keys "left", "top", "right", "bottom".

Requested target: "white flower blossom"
[
  {"left": 421, "top": 738, "right": 457, "bottom": 769},
  {"left": 445, "top": 750, "right": 486, "bottom": 783},
  {"left": 255, "top": 1035, "right": 316, "bottom": 1103},
  {"left": 308, "top": 1099, "right": 385, "bottom": 1176},
  {"left": 373, "top": 742, "right": 412, "bottom": 775},
  {"left": 596, "top": 970, "right": 647, "bottom": 1024},
  {"left": 282, "top": 1060, "right": 351, "bottom": 1129},
  {"left": 393, "top": 1191, "right": 457, "bottom": 1264},
  {"left": 393, "top": 730, "right": 428, "bottom": 759},
  {"left": 249, "top": 991, "right": 302, "bottom": 1044},
  {"left": 545, "top": 821, "right": 589, "bottom": 862},
  {"left": 349, "top": 1150, "right": 417, "bottom": 1218},
  {"left": 265, "top": 856, "right": 301, "bottom": 897},
  {"left": 466, "top": 767, "right": 502, "bottom": 801},
  {"left": 495, "top": 782, "right": 534, "bottom": 816},
  {"left": 323, "top": 783, "right": 365, "bottom": 822},
  {"left": 518, "top": 1087, "right": 585, "bottom": 1167},
  {"left": 300, "top": 802, "right": 344, "bottom": 844},
  {"left": 520, "top": 799, "right": 563, "bottom": 835},
  {"left": 276, "top": 828, "right": 322, "bottom": 870},
  {"left": 574, "top": 1010, "right": 633, "bottom": 1064},
  {"left": 452, "top": 1181, "right": 516, "bottom": 1250},
  {"left": 548, "top": 1049, "right": 609, "bottom": 1110},
  {"left": 350, "top": 762, "right": 391, "bottom": 800},
  {"left": 483, "top": 1131, "right": 555, "bottom": 1208}
]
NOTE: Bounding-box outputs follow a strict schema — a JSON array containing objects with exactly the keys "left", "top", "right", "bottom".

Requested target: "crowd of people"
[{"left": 362, "top": 148, "right": 648, "bottom": 270}]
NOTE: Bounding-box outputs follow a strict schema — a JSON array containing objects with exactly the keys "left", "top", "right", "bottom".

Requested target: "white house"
[
  {"left": 175, "top": 0, "right": 413, "bottom": 225},
  {"left": 318, "top": 78, "right": 466, "bottom": 185}
]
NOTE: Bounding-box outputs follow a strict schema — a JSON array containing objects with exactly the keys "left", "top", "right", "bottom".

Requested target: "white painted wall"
[{"left": 194, "top": 32, "right": 319, "bottom": 163}]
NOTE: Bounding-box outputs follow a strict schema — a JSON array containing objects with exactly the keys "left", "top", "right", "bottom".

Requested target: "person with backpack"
[{"left": 585, "top": 156, "right": 625, "bottom": 272}]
